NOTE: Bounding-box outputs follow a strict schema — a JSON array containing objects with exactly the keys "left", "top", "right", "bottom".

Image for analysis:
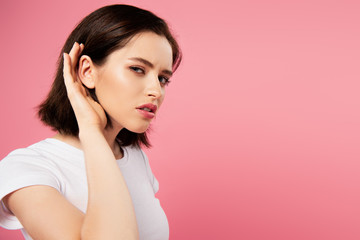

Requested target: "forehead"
[{"left": 108, "top": 31, "right": 173, "bottom": 69}]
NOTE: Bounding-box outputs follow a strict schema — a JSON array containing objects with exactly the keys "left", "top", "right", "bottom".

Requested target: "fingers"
[
  {"left": 68, "top": 42, "right": 83, "bottom": 72},
  {"left": 63, "top": 52, "right": 72, "bottom": 89},
  {"left": 63, "top": 42, "right": 84, "bottom": 89}
]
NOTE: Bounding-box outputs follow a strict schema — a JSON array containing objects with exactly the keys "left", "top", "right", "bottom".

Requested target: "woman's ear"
[{"left": 78, "top": 55, "right": 96, "bottom": 89}]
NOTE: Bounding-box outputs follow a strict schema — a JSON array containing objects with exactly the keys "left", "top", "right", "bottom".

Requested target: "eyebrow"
[{"left": 129, "top": 57, "right": 173, "bottom": 77}]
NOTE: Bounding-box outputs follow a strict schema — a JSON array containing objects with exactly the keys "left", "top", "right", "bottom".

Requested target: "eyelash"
[
  {"left": 129, "top": 66, "right": 171, "bottom": 86},
  {"left": 158, "top": 76, "right": 170, "bottom": 86},
  {"left": 129, "top": 66, "right": 145, "bottom": 74}
]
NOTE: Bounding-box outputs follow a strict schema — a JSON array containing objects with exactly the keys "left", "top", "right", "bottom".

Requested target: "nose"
[{"left": 146, "top": 75, "right": 162, "bottom": 99}]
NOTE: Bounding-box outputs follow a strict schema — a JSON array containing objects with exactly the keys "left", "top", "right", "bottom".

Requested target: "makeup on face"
[{"left": 92, "top": 31, "right": 173, "bottom": 133}]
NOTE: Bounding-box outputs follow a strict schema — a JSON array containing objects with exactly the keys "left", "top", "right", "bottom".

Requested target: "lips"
[
  {"left": 136, "top": 103, "right": 157, "bottom": 113},
  {"left": 136, "top": 103, "right": 158, "bottom": 119}
]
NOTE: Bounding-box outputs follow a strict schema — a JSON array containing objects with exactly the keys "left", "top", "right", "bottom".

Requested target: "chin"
[
  {"left": 110, "top": 117, "right": 151, "bottom": 134},
  {"left": 126, "top": 123, "right": 150, "bottom": 134}
]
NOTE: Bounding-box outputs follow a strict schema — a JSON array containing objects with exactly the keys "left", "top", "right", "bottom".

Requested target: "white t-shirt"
[{"left": 0, "top": 138, "right": 169, "bottom": 240}]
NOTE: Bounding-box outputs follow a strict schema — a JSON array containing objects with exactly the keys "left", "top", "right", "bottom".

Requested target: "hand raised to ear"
[{"left": 63, "top": 42, "right": 107, "bottom": 133}]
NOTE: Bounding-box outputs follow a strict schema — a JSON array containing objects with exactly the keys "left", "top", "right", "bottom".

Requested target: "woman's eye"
[
  {"left": 129, "top": 66, "right": 145, "bottom": 74},
  {"left": 158, "top": 76, "right": 170, "bottom": 86}
]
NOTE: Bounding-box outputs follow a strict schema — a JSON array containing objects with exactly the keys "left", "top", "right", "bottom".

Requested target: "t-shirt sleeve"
[
  {"left": 140, "top": 149, "right": 159, "bottom": 194},
  {"left": 0, "top": 149, "right": 62, "bottom": 230}
]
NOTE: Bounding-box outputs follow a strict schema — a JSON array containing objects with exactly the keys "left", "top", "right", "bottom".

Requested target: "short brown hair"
[{"left": 38, "top": 4, "right": 182, "bottom": 147}]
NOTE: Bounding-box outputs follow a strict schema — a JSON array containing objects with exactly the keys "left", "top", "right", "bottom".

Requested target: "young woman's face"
[{"left": 93, "top": 31, "right": 173, "bottom": 133}]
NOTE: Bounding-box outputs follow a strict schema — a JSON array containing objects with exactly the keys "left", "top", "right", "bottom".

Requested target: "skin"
[
  {"left": 4, "top": 31, "right": 173, "bottom": 240},
  {"left": 54, "top": 31, "right": 173, "bottom": 157}
]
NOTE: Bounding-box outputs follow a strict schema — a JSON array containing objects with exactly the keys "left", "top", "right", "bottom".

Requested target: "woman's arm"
[
  {"left": 64, "top": 42, "right": 138, "bottom": 239},
  {"left": 4, "top": 186, "right": 84, "bottom": 239},
  {"left": 4, "top": 42, "right": 138, "bottom": 240},
  {"left": 79, "top": 129, "right": 138, "bottom": 240}
]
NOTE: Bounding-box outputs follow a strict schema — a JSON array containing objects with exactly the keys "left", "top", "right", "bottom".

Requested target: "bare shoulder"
[{"left": 5, "top": 185, "right": 84, "bottom": 240}]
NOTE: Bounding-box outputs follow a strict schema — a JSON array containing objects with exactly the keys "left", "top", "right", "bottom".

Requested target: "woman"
[{"left": 0, "top": 4, "right": 181, "bottom": 240}]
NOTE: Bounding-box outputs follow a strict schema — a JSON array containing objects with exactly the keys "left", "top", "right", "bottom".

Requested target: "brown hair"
[{"left": 38, "top": 4, "right": 182, "bottom": 147}]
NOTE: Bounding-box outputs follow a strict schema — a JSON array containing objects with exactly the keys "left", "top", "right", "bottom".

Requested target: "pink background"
[{"left": 1, "top": 0, "right": 359, "bottom": 239}]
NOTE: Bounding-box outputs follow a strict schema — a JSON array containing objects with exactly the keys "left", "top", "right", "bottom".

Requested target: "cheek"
[
  {"left": 158, "top": 91, "right": 166, "bottom": 108},
  {"left": 98, "top": 70, "right": 129, "bottom": 95},
  {"left": 96, "top": 70, "right": 142, "bottom": 113},
  {"left": 95, "top": 74, "right": 125, "bottom": 110}
]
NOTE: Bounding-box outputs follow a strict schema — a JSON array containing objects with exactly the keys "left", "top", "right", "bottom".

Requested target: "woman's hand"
[{"left": 63, "top": 42, "right": 107, "bottom": 133}]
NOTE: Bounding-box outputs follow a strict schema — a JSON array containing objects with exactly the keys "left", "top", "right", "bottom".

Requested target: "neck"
[
  {"left": 53, "top": 125, "right": 123, "bottom": 159},
  {"left": 103, "top": 125, "right": 123, "bottom": 157}
]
